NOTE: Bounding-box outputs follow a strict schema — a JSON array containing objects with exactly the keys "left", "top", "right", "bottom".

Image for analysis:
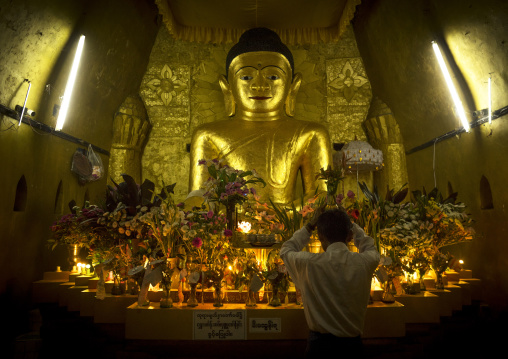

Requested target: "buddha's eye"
[
  {"left": 266, "top": 75, "right": 280, "bottom": 80},
  {"left": 240, "top": 75, "right": 253, "bottom": 81}
]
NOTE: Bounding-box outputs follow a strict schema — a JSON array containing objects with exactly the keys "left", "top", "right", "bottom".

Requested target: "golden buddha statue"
[{"left": 189, "top": 28, "right": 331, "bottom": 205}]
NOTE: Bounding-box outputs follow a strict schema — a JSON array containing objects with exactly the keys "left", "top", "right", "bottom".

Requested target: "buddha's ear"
[
  {"left": 285, "top": 72, "right": 302, "bottom": 117},
  {"left": 219, "top": 75, "right": 235, "bottom": 117}
]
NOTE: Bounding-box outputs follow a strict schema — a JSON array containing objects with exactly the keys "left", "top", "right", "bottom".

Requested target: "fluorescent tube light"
[
  {"left": 56, "top": 35, "right": 85, "bottom": 131},
  {"left": 488, "top": 76, "right": 492, "bottom": 124},
  {"left": 432, "top": 41, "right": 470, "bottom": 132}
]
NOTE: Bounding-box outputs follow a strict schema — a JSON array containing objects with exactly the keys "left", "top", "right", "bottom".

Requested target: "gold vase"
[{"left": 160, "top": 285, "right": 173, "bottom": 308}]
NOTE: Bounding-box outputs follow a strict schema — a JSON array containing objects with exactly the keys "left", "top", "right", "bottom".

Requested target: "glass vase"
[
  {"left": 418, "top": 269, "right": 427, "bottom": 291},
  {"left": 138, "top": 280, "right": 150, "bottom": 306},
  {"left": 324, "top": 193, "right": 338, "bottom": 211},
  {"left": 67, "top": 244, "right": 78, "bottom": 271},
  {"left": 295, "top": 286, "right": 303, "bottom": 306},
  {"left": 187, "top": 282, "right": 199, "bottom": 307},
  {"left": 436, "top": 271, "right": 445, "bottom": 290},
  {"left": 213, "top": 282, "right": 224, "bottom": 307},
  {"left": 160, "top": 285, "right": 173, "bottom": 308},
  {"left": 246, "top": 289, "right": 257, "bottom": 307},
  {"left": 225, "top": 202, "right": 236, "bottom": 231},
  {"left": 111, "top": 274, "right": 124, "bottom": 296},
  {"left": 96, "top": 268, "right": 106, "bottom": 300},
  {"left": 269, "top": 285, "right": 282, "bottom": 307},
  {"left": 381, "top": 280, "right": 395, "bottom": 303}
]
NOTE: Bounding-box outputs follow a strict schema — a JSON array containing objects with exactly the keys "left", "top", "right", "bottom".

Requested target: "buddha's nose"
[{"left": 250, "top": 79, "right": 269, "bottom": 92}]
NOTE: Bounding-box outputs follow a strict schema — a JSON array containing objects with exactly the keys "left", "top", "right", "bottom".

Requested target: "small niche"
[
  {"left": 83, "top": 189, "right": 90, "bottom": 206},
  {"left": 447, "top": 182, "right": 454, "bottom": 197},
  {"left": 480, "top": 175, "right": 494, "bottom": 210},
  {"left": 54, "top": 180, "right": 63, "bottom": 214},
  {"left": 13, "top": 175, "right": 28, "bottom": 212}
]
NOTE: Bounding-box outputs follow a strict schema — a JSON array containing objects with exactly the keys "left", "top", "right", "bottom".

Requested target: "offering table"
[{"left": 125, "top": 301, "right": 406, "bottom": 340}]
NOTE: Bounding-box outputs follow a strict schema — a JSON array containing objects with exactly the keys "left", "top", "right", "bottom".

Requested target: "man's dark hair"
[
  {"left": 316, "top": 208, "right": 353, "bottom": 243},
  {"left": 225, "top": 27, "right": 294, "bottom": 78}
]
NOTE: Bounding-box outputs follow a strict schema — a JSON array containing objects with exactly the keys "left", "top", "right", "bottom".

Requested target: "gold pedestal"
[
  {"left": 425, "top": 289, "right": 453, "bottom": 317},
  {"left": 444, "top": 285, "right": 463, "bottom": 311},
  {"left": 363, "top": 302, "right": 405, "bottom": 338},
  {"left": 94, "top": 294, "right": 137, "bottom": 323},
  {"left": 452, "top": 281, "right": 472, "bottom": 306},
  {"left": 67, "top": 285, "right": 88, "bottom": 312},
  {"left": 394, "top": 292, "right": 440, "bottom": 323},
  {"left": 32, "top": 279, "right": 68, "bottom": 304},
  {"left": 80, "top": 289, "right": 97, "bottom": 317},
  {"left": 58, "top": 282, "right": 75, "bottom": 307},
  {"left": 461, "top": 278, "right": 482, "bottom": 301}
]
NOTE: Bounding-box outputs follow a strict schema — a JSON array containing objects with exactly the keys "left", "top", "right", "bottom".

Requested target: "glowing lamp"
[
  {"left": 56, "top": 35, "right": 85, "bottom": 131},
  {"left": 432, "top": 41, "right": 470, "bottom": 132},
  {"left": 238, "top": 221, "right": 252, "bottom": 233}
]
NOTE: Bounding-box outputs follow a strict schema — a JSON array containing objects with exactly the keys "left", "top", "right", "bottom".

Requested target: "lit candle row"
[{"left": 76, "top": 262, "right": 91, "bottom": 275}]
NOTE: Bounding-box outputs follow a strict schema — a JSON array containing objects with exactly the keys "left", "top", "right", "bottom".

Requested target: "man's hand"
[{"left": 305, "top": 203, "right": 326, "bottom": 232}]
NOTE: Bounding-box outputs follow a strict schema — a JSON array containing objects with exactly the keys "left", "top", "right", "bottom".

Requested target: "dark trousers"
[{"left": 305, "top": 330, "right": 364, "bottom": 358}]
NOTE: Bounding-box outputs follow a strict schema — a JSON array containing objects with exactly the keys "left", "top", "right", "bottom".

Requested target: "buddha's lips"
[{"left": 250, "top": 96, "right": 271, "bottom": 100}]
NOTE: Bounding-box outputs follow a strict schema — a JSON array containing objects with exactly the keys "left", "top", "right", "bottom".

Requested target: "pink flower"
[
  {"left": 336, "top": 193, "right": 344, "bottom": 204},
  {"left": 207, "top": 210, "right": 214, "bottom": 219},
  {"left": 347, "top": 190, "right": 355, "bottom": 199},
  {"left": 224, "top": 229, "right": 233, "bottom": 237},
  {"left": 192, "top": 237, "right": 203, "bottom": 248}
]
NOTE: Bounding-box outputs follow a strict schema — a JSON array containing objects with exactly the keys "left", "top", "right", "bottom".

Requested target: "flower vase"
[
  {"left": 96, "top": 268, "right": 106, "bottom": 300},
  {"left": 160, "top": 285, "right": 173, "bottom": 308},
  {"left": 187, "top": 282, "right": 199, "bottom": 307},
  {"left": 213, "top": 282, "right": 224, "bottom": 307},
  {"left": 269, "top": 285, "right": 282, "bottom": 307},
  {"left": 325, "top": 193, "right": 338, "bottom": 210},
  {"left": 130, "top": 279, "right": 140, "bottom": 295},
  {"left": 295, "top": 286, "right": 303, "bottom": 305},
  {"left": 111, "top": 275, "right": 124, "bottom": 296},
  {"left": 436, "top": 271, "right": 445, "bottom": 290},
  {"left": 67, "top": 244, "right": 77, "bottom": 271},
  {"left": 138, "top": 281, "right": 150, "bottom": 306},
  {"left": 225, "top": 202, "right": 236, "bottom": 231},
  {"left": 418, "top": 269, "right": 427, "bottom": 291},
  {"left": 246, "top": 289, "right": 257, "bottom": 307},
  {"left": 381, "top": 280, "right": 395, "bottom": 303}
]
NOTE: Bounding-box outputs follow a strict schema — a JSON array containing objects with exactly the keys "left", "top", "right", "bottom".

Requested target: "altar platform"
[
  {"left": 30, "top": 270, "right": 485, "bottom": 344},
  {"left": 28, "top": 271, "right": 498, "bottom": 359}
]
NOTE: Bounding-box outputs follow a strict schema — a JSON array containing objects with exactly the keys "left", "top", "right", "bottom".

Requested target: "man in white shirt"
[{"left": 280, "top": 208, "right": 380, "bottom": 358}]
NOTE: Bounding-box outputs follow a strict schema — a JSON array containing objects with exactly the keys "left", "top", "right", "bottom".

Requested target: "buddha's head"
[{"left": 220, "top": 28, "right": 302, "bottom": 119}]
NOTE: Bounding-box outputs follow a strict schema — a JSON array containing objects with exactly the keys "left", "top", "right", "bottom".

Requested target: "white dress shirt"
[{"left": 280, "top": 223, "right": 380, "bottom": 337}]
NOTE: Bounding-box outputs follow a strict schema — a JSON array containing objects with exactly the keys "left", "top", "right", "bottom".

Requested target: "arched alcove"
[
  {"left": 13, "top": 175, "right": 28, "bottom": 212},
  {"left": 447, "top": 182, "right": 454, "bottom": 198},
  {"left": 54, "top": 180, "right": 64, "bottom": 214},
  {"left": 83, "top": 189, "right": 90, "bottom": 206},
  {"left": 480, "top": 175, "right": 494, "bottom": 210}
]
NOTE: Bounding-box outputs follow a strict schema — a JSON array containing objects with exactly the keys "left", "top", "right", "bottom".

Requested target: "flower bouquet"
[{"left": 198, "top": 158, "right": 265, "bottom": 230}]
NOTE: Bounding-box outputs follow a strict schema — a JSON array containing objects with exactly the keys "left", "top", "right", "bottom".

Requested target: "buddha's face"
[{"left": 226, "top": 52, "right": 295, "bottom": 117}]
